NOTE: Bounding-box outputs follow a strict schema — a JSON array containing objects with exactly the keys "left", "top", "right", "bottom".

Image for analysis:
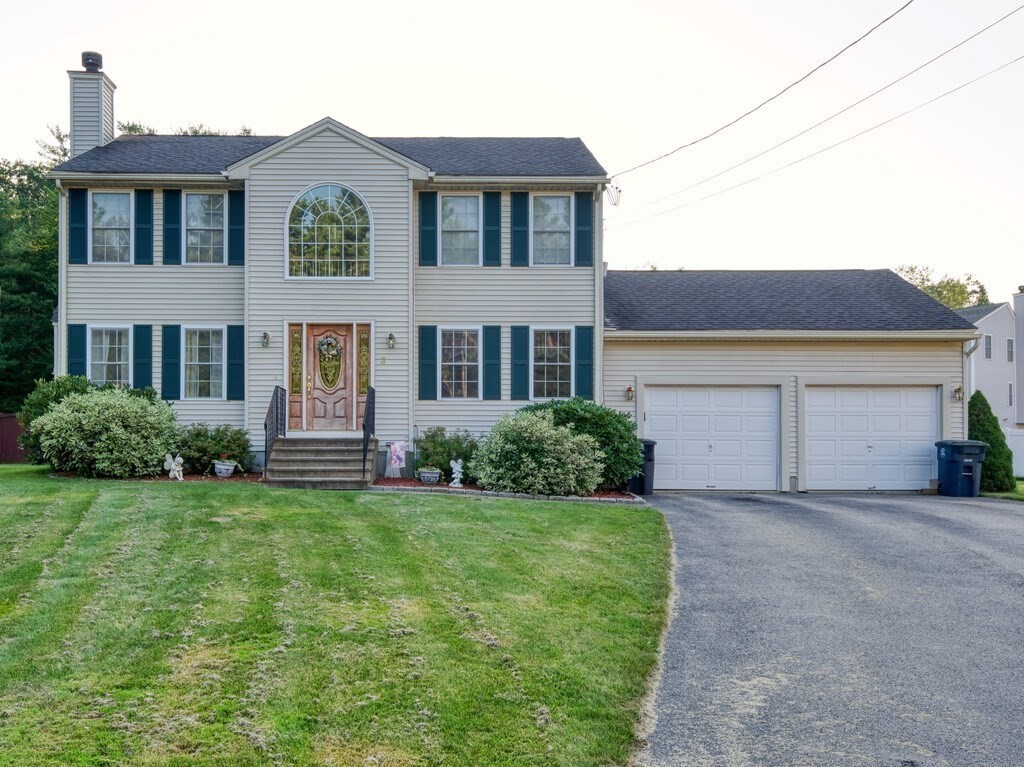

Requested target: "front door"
[{"left": 306, "top": 324, "right": 353, "bottom": 431}]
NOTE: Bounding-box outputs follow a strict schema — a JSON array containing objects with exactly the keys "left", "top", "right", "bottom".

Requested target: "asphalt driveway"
[{"left": 636, "top": 493, "right": 1024, "bottom": 767}]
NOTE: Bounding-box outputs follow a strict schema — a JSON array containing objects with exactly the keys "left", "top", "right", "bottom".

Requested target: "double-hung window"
[
  {"left": 439, "top": 195, "right": 481, "bottom": 265},
  {"left": 440, "top": 328, "right": 480, "bottom": 398},
  {"left": 984, "top": 335, "right": 992, "bottom": 359},
  {"left": 89, "top": 327, "right": 130, "bottom": 386},
  {"left": 184, "top": 327, "right": 224, "bottom": 399},
  {"left": 184, "top": 193, "right": 226, "bottom": 264},
  {"left": 531, "top": 194, "right": 572, "bottom": 265},
  {"left": 1008, "top": 338, "right": 1014, "bottom": 363},
  {"left": 532, "top": 328, "right": 572, "bottom": 399},
  {"left": 90, "top": 192, "right": 132, "bottom": 263}
]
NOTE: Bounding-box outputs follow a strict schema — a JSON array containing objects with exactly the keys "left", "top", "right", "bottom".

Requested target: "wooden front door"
[{"left": 306, "top": 324, "right": 353, "bottom": 431}]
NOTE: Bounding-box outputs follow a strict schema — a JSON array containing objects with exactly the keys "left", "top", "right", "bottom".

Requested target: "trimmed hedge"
[
  {"left": 967, "top": 390, "right": 1015, "bottom": 492},
  {"left": 521, "top": 397, "right": 642, "bottom": 488}
]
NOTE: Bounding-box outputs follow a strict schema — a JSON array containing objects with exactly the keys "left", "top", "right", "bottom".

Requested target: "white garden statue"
[
  {"left": 449, "top": 457, "right": 464, "bottom": 488},
  {"left": 164, "top": 453, "right": 185, "bottom": 481}
]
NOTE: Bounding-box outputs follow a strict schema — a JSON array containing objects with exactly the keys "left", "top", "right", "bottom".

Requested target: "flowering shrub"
[
  {"left": 470, "top": 411, "right": 604, "bottom": 496},
  {"left": 32, "top": 388, "right": 178, "bottom": 478}
]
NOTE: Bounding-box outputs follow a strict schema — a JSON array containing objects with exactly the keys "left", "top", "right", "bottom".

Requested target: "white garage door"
[
  {"left": 805, "top": 386, "right": 939, "bottom": 490},
  {"left": 645, "top": 386, "right": 780, "bottom": 490}
]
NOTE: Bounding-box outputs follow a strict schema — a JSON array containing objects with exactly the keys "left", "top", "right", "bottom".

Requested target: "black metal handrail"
[
  {"left": 263, "top": 385, "right": 287, "bottom": 476},
  {"left": 362, "top": 386, "right": 376, "bottom": 478}
]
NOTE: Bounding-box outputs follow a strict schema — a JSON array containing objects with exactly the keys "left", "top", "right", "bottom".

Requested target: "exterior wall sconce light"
[
  {"left": 952, "top": 385, "right": 964, "bottom": 403},
  {"left": 261, "top": 331, "right": 271, "bottom": 348},
  {"left": 387, "top": 333, "right": 397, "bottom": 349},
  {"left": 625, "top": 385, "right": 635, "bottom": 401}
]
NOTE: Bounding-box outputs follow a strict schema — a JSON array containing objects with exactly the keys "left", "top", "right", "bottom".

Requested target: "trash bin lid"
[
  {"left": 935, "top": 440, "right": 989, "bottom": 448},
  {"left": 641, "top": 439, "right": 657, "bottom": 446}
]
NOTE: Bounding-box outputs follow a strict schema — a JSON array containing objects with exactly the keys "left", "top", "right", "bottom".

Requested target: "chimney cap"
[{"left": 81, "top": 51, "right": 103, "bottom": 72}]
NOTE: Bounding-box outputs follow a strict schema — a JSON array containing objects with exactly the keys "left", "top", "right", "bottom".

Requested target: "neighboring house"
[
  {"left": 50, "top": 53, "right": 978, "bottom": 492},
  {"left": 955, "top": 302, "right": 1018, "bottom": 430}
]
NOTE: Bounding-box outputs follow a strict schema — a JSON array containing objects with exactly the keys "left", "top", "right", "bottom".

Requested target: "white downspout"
[{"left": 56, "top": 180, "right": 67, "bottom": 376}]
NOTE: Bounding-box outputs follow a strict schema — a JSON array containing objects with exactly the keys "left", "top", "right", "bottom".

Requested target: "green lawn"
[
  {"left": 984, "top": 479, "right": 1024, "bottom": 501},
  {"left": 0, "top": 465, "right": 669, "bottom": 767}
]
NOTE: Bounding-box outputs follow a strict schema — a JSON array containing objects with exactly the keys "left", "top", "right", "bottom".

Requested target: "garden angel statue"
[
  {"left": 164, "top": 453, "right": 185, "bottom": 481},
  {"left": 449, "top": 457, "right": 464, "bottom": 488}
]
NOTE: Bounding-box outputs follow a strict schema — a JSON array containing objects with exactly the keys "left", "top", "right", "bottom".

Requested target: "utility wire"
[
  {"left": 611, "top": 0, "right": 918, "bottom": 178},
  {"left": 605, "top": 52, "right": 1024, "bottom": 232},
  {"left": 607, "top": 3, "right": 1024, "bottom": 222}
]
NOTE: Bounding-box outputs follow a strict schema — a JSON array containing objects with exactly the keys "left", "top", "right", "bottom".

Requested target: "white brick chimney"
[
  {"left": 1014, "top": 285, "right": 1024, "bottom": 424},
  {"left": 68, "top": 51, "right": 116, "bottom": 158}
]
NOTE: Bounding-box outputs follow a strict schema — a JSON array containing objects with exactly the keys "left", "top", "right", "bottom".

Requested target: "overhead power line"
[
  {"left": 605, "top": 51, "right": 1024, "bottom": 232},
  {"left": 608, "top": 3, "right": 1024, "bottom": 221},
  {"left": 611, "top": 0, "right": 918, "bottom": 178}
]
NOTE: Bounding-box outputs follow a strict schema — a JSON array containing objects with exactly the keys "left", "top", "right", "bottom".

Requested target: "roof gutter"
[
  {"left": 48, "top": 171, "right": 231, "bottom": 184},
  {"left": 430, "top": 175, "right": 610, "bottom": 185},
  {"left": 603, "top": 329, "right": 981, "bottom": 342}
]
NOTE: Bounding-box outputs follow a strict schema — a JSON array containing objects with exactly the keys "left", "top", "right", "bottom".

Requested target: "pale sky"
[{"left": 3, "top": 0, "right": 1022, "bottom": 301}]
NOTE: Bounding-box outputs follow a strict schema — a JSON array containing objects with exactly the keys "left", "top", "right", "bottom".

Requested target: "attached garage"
[
  {"left": 645, "top": 386, "right": 780, "bottom": 490},
  {"left": 804, "top": 386, "right": 940, "bottom": 490},
  {"left": 601, "top": 269, "right": 979, "bottom": 492}
]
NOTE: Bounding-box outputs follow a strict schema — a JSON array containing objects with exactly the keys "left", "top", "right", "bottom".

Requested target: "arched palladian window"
[{"left": 288, "top": 184, "right": 372, "bottom": 278}]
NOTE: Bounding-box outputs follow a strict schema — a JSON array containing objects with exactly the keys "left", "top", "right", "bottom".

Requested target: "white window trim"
[
  {"left": 87, "top": 189, "right": 135, "bottom": 265},
  {"left": 528, "top": 325, "right": 574, "bottom": 401},
  {"left": 181, "top": 324, "right": 227, "bottom": 401},
  {"left": 437, "top": 325, "right": 484, "bottom": 400},
  {"left": 437, "top": 192, "right": 483, "bottom": 267},
  {"left": 85, "top": 324, "right": 133, "bottom": 387},
  {"left": 181, "top": 191, "right": 228, "bottom": 266},
  {"left": 282, "top": 181, "right": 375, "bottom": 282},
  {"left": 528, "top": 192, "right": 574, "bottom": 267},
  {"left": 984, "top": 334, "right": 992, "bottom": 359}
]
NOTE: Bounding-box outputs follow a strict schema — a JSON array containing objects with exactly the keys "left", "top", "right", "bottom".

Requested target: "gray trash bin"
[
  {"left": 628, "top": 439, "right": 657, "bottom": 496},
  {"left": 935, "top": 440, "right": 988, "bottom": 497}
]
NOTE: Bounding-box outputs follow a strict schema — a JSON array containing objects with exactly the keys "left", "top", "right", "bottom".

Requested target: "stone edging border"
[{"left": 368, "top": 484, "right": 647, "bottom": 505}]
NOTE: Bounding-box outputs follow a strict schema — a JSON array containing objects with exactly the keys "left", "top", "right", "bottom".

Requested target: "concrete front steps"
[{"left": 265, "top": 437, "right": 377, "bottom": 490}]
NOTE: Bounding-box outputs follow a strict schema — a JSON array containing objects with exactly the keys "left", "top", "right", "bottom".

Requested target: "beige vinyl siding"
[
  {"left": 69, "top": 75, "right": 101, "bottom": 157},
  {"left": 603, "top": 339, "right": 966, "bottom": 488},
  {"left": 245, "top": 128, "right": 413, "bottom": 452},
  {"left": 63, "top": 186, "right": 245, "bottom": 427},
  {"left": 413, "top": 190, "right": 599, "bottom": 433},
  {"left": 970, "top": 306, "right": 1018, "bottom": 429}
]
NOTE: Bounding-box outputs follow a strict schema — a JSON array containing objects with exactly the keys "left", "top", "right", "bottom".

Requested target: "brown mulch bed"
[
  {"left": 51, "top": 471, "right": 264, "bottom": 483},
  {"left": 372, "top": 476, "right": 635, "bottom": 500}
]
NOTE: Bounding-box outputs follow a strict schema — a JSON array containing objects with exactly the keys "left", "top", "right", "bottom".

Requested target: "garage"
[
  {"left": 645, "top": 386, "right": 780, "bottom": 490},
  {"left": 805, "top": 386, "right": 940, "bottom": 490}
]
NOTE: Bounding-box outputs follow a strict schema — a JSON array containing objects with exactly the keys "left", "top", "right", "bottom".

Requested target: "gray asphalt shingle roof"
[
  {"left": 53, "top": 134, "right": 607, "bottom": 177},
  {"left": 954, "top": 302, "right": 1005, "bottom": 325},
  {"left": 603, "top": 269, "right": 976, "bottom": 333}
]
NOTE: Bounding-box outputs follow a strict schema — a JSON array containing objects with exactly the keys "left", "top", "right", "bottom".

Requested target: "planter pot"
[
  {"left": 418, "top": 469, "right": 442, "bottom": 485},
  {"left": 213, "top": 460, "right": 236, "bottom": 478}
]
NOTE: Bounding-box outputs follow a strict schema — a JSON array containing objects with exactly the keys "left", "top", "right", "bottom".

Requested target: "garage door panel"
[
  {"left": 807, "top": 386, "right": 938, "bottom": 491},
  {"left": 646, "top": 386, "right": 779, "bottom": 491}
]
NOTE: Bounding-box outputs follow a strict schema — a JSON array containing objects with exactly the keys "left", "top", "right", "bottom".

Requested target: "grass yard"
[
  {"left": 0, "top": 466, "right": 669, "bottom": 767},
  {"left": 984, "top": 479, "right": 1024, "bottom": 501}
]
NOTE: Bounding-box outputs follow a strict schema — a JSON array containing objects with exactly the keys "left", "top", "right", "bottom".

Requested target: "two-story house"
[
  {"left": 51, "top": 53, "right": 979, "bottom": 492},
  {"left": 956, "top": 302, "right": 1018, "bottom": 430}
]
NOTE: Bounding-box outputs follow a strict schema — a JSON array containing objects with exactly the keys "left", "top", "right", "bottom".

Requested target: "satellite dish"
[{"left": 605, "top": 182, "right": 622, "bottom": 207}]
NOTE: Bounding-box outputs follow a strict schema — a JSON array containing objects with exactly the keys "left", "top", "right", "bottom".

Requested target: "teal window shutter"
[
  {"left": 133, "top": 325, "right": 152, "bottom": 389},
  {"left": 134, "top": 190, "right": 153, "bottom": 265},
  {"left": 483, "top": 325, "right": 501, "bottom": 400},
  {"left": 511, "top": 325, "right": 530, "bottom": 399},
  {"left": 574, "top": 325, "right": 594, "bottom": 400},
  {"left": 510, "top": 192, "right": 528, "bottom": 267},
  {"left": 68, "top": 189, "right": 88, "bottom": 264},
  {"left": 163, "top": 190, "right": 182, "bottom": 265},
  {"left": 67, "top": 324, "right": 87, "bottom": 376},
  {"left": 574, "top": 192, "right": 594, "bottom": 267},
  {"left": 419, "top": 192, "right": 437, "bottom": 266},
  {"left": 483, "top": 192, "right": 501, "bottom": 267},
  {"left": 227, "top": 325, "right": 245, "bottom": 400},
  {"left": 418, "top": 325, "right": 438, "bottom": 400},
  {"left": 228, "top": 190, "right": 245, "bottom": 265},
  {"left": 161, "top": 325, "right": 181, "bottom": 399}
]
